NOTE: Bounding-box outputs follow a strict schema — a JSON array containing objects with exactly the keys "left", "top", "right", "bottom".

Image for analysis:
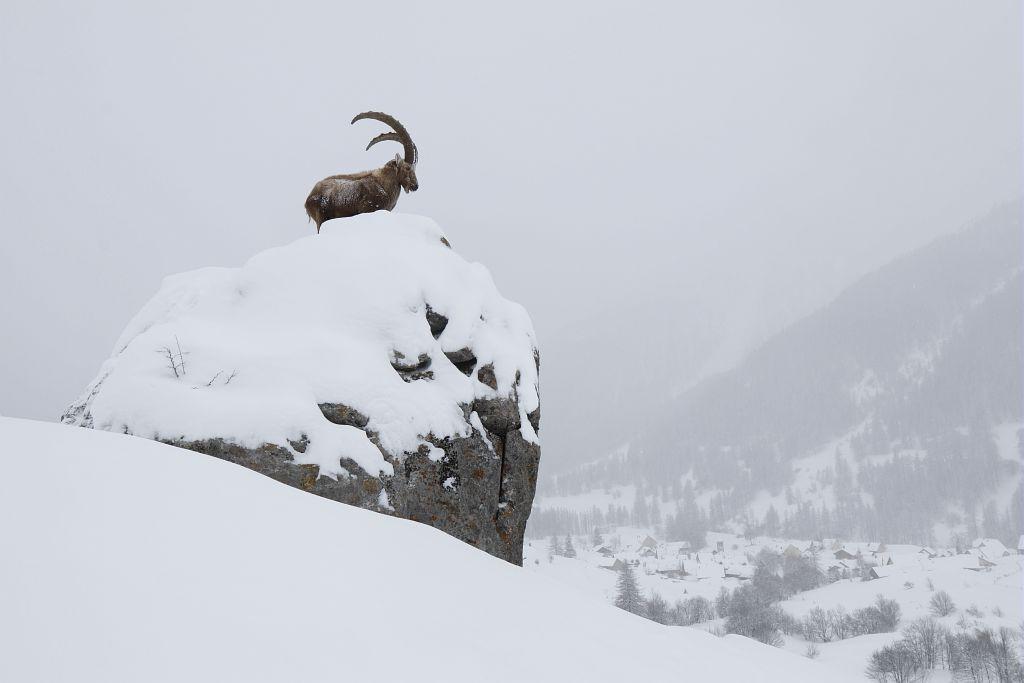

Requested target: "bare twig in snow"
[
  {"left": 175, "top": 336, "right": 189, "bottom": 376},
  {"left": 158, "top": 346, "right": 180, "bottom": 379},
  {"left": 157, "top": 337, "right": 190, "bottom": 379}
]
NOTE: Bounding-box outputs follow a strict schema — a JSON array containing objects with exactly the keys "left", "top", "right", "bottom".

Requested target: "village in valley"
[{"left": 524, "top": 528, "right": 1023, "bottom": 677}]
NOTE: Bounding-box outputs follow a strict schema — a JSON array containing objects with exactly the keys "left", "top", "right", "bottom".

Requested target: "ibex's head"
[
  {"left": 388, "top": 154, "right": 419, "bottom": 193},
  {"left": 354, "top": 111, "right": 419, "bottom": 193}
]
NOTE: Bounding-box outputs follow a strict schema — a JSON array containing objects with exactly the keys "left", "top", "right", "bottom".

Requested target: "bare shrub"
[
  {"left": 855, "top": 595, "right": 902, "bottom": 634},
  {"left": 725, "top": 604, "right": 791, "bottom": 647},
  {"left": 803, "top": 606, "right": 833, "bottom": 642},
  {"left": 866, "top": 640, "right": 926, "bottom": 682},
  {"left": 902, "top": 617, "right": 947, "bottom": 670},
  {"left": 828, "top": 606, "right": 856, "bottom": 640},
  {"left": 645, "top": 592, "right": 670, "bottom": 625},
  {"left": 928, "top": 590, "right": 956, "bottom": 617}
]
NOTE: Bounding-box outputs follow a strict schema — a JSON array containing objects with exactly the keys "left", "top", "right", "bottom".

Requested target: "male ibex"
[{"left": 305, "top": 111, "right": 419, "bottom": 233}]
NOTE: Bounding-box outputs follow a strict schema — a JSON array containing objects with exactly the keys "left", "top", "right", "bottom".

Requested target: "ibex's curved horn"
[
  {"left": 365, "top": 131, "right": 403, "bottom": 152},
  {"left": 352, "top": 111, "right": 418, "bottom": 165}
]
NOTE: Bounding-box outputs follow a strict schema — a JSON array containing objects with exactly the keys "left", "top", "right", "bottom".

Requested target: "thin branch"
[
  {"left": 157, "top": 346, "right": 180, "bottom": 379},
  {"left": 174, "top": 335, "right": 189, "bottom": 376}
]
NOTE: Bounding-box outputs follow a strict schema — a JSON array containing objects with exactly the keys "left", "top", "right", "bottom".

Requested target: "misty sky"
[{"left": 1, "top": 1, "right": 1020, "bottom": 472}]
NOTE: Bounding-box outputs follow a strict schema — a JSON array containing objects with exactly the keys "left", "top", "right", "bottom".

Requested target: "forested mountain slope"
[{"left": 539, "top": 203, "right": 1022, "bottom": 546}]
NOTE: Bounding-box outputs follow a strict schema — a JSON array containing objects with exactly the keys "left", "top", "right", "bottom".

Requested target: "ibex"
[{"left": 305, "top": 111, "right": 419, "bottom": 233}]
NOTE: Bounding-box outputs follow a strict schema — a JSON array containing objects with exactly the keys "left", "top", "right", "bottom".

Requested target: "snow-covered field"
[
  {"left": 0, "top": 417, "right": 850, "bottom": 682},
  {"left": 778, "top": 547, "right": 1022, "bottom": 674},
  {"left": 524, "top": 528, "right": 1023, "bottom": 680}
]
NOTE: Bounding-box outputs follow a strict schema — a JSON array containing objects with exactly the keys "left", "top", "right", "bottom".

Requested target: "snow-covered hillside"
[
  {"left": 539, "top": 203, "right": 1023, "bottom": 547},
  {"left": 0, "top": 418, "right": 847, "bottom": 682}
]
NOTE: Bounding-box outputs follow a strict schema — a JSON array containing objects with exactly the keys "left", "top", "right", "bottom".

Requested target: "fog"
[{"left": 1, "top": 0, "right": 1019, "bottom": 472}]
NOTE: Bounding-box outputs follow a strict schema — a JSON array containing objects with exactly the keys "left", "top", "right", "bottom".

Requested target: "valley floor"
[{"left": 524, "top": 528, "right": 1023, "bottom": 680}]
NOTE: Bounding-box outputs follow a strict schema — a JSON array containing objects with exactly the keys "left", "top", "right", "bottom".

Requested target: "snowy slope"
[{"left": 0, "top": 418, "right": 848, "bottom": 683}]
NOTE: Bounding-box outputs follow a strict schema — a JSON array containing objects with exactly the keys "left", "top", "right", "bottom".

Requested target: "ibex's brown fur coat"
[
  {"left": 305, "top": 112, "right": 418, "bottom": 233},
  {"left": 305, "top": 162, "right": 403, "bottom": 231}
]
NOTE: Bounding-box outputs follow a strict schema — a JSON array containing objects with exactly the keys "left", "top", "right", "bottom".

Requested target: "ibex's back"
[{"left": 306, "top": 112, "right": 419, "bottom": 233}]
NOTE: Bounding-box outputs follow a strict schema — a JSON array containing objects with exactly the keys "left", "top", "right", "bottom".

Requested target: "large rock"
[{"left": 61, "top": 212, "right": 540, "bottom": 564}]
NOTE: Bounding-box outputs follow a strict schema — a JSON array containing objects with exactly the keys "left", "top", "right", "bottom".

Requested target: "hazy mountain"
[{"left": 540, "top": 202, "right": 1022, "bottom": 545}]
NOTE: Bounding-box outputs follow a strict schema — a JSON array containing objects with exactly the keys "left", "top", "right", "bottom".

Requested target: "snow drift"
[
  {"left": 61, "top": 212, "right": 541, "bottom": 563},
  {"left": 0, "top": 418, "right": 851, "bottom": 682}
]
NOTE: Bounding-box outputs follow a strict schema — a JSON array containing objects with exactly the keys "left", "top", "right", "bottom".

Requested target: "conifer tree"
[{"left": 614, "top": 563, "right": 645, "bottom": 616}]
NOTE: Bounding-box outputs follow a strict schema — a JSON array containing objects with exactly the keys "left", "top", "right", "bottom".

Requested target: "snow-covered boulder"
[{"left": 62, "top": 212, "right": 541, "bottom": 564}]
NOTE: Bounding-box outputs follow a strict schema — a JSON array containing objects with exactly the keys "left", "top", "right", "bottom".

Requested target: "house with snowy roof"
[
  {"left": 654, "top": 558, "right": 688, "bottom": 579},
  {"left": 966, "top": 556, "right": 996, "bottom": 572},
  {"left": 834, "top": 547, "right": 857, "bottom": 561},
  {"left": 972, "top": 538, "right": 1009, "bottom": 557},
  {"left": 867, "top": 542, "right": 887, "bottom": 556},
  {"left": 826, "top": 561, "right": 853, "bottom": 581},
  {"left": 868, "top": 565, "right": 892, "bottom": 580},
  {"left": 636, "top": 536, "right": 658, "bottom": 555},
  {"left": 594, "top": 545, "right": 614, "bottom": 557},
  {"left": 783, "top": 544, "right": 802, "bottom": 558}
]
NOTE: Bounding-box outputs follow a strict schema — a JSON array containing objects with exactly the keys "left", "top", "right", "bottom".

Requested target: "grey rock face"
[
  {"left": 166, "top": 387, "right": 539, "bottom": 565},
  {"left": 65, "top": 322, "right": 540, "bottom": 566}
]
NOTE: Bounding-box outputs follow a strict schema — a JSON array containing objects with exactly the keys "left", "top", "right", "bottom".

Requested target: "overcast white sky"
[{"left": 1, "top": 1, "right": 1020, "bottom": 470}]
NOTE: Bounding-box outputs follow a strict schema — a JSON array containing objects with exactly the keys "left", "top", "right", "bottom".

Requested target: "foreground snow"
[{"left": 0, "top": 418, "right": 845, "bottom": 682}]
